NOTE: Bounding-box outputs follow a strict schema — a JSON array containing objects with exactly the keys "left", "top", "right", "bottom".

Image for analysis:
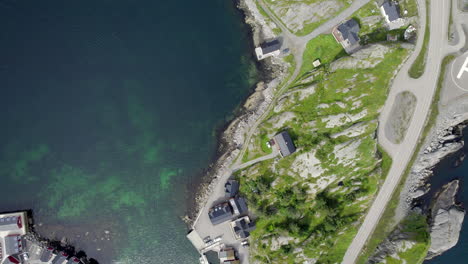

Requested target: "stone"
[{"left": 426, "top": 180, "right": 465, "bottom": 259}]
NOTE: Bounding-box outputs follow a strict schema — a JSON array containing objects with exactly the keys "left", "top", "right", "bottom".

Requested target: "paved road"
[
  {"left": 342, "top": 0, "right": 461, "bottom": 262},
  {"left": 232, "top": 148, "right": 278, "bottom": 171}
]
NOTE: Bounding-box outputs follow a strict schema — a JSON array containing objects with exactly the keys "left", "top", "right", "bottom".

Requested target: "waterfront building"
[
  {"left": 0, "top": 211, "right": 85, "bottom": 264},
  {"left": 255, "top": 39, "right": 281, "bottom": 61},
  {"left": 332, "top": 19, "right": 361, "bottom": 54},
  {"left": 224, "top": 180, "right": 239, "bottom": 198},
  {"left": 208, "top": 202, "right": 234, "bottom": 225},
  {"left": 0, "top": 212, "right": 27, "bottom": 264},
  {"left": 273, "top": 131, "right": 296, "bottom": 157}
]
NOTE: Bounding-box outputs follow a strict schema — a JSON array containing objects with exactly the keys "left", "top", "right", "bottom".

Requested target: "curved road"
[{"left": 342, "top": 0, "right": 464, "bottom": 262}]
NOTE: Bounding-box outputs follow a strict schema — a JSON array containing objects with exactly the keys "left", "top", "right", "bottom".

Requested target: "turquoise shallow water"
[{"left": 0, "top": 0, "right": 258, "bottom": 263}]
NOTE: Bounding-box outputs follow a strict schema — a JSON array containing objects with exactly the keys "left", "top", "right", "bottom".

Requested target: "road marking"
[
  {"left": 456, "top": 56, "right": 468, "bottom": 79},
  {"left": 451, "top": 53, "right": 468, "bottom": 91}
]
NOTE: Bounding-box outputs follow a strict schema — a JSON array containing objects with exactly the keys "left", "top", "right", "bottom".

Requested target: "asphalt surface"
[{"left": 342, "top": 0, "right": 467, "bottom": 262}]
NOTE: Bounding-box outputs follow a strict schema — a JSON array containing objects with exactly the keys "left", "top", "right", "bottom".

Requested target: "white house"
[{"left": 255, "top": 39, "right": 281, "bottom": 61}]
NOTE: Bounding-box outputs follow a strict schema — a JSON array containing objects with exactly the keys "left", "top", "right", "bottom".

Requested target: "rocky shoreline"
[
  {"left": 397, "top": 113, "right": 468, "bottom": 219},
  {"left": 184, "top": 0, "right": 289, "bottom": 226}
]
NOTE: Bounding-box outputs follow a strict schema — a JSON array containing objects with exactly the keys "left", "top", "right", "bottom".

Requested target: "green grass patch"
[
  {"left": 298, "top": 35, "right": 345, "bottom": 78},
  {"left": 357, "top": 55, "right": 455, "bottom": 263},
  {"left": 399, "top": 0, "right": 419, "bottom": 17},
  {"left": 408, "top": 0, "right": 430, "bottom": 78}
]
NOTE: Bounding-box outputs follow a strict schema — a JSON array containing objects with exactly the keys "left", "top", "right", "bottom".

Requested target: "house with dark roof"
[
  {"left": 208, "top": 202, "right": 234, "bottom": 225},
  {"left": 230, "top": 216, "right": 256, "bottom": 240},
  {"left": 379, "top": 0, "right": 404, "bottom": 29},
  {"left": 229, "top": 197, "right": 248, "bottom": 216},
  {"left": 255, "top": 39, "right": 281, "bottom": 61},
  {"left": 273, "top": 131, "right": 296, "bottom": 157},
  {"left": 332, "top": 19, "right": 361, "bottom": 54},
  {"left": 224, "top": 180, "right": 239, "bottom": 198}
]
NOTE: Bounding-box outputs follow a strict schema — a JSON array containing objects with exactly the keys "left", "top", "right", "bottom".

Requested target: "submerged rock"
[{"left": 426, "top": 180, "right": 465, "bottom": 259}]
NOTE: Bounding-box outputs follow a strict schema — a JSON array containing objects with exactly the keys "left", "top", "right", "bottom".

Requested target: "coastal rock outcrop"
[
  {"left": 397, "top": 113, "right": 468, "bottom": 220},
  {"left": 426, "top": 180, "right": 465, "bottom": 259}
]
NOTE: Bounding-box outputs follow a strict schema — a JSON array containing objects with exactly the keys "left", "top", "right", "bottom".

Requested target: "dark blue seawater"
[
  {"left": 424, "top": 127, "right": 468, "bottom": 264},
  {"left": 0, "top": 0, "right": 258, "bottom": 263}
]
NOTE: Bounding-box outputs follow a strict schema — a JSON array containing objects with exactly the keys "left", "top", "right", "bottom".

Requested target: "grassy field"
[
  {"left": 298, "top": 34, "right": 345, "bottom": 78},
  {"left": 399, "top": 0, "right": 419, "bottom": 17},
  {"left": 262, "top": 0, "right": 351, "bottom": 36},
  {"left": 408, "top": 0, "right": 430, "bottom": 78},
  {"left": 356, "top": 55, "right": 456, "bottom": 263}
]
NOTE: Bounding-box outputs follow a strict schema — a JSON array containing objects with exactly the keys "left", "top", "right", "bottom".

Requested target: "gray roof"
[
  {"left": 4, "top": 235, "right": 21, "bottom": 256},
  {"left": 224, "top": 180, "right": 239, "bottom": 198},
  {"left": 52, "top": 253, "right": 69, "bottom": 264},
  {"left": 381, "top": 1, "right": 400, "bottom": 21},
  {"left": 233, "top": 218, "right": 256, "bottom": 238},
  {"left": 0, "top": 216, "right": 20, "bottom": 232},
  {"left": 208, "top": 202, "right": 233, "bottom": 225},
  {"left": 231, "top": 197, "right": 248, "bottom": 215},
  {"left": 273, "top": 131, "right": 296, "bottom": 157},
  {"left": 204, "top": 250, "right": 220, "bottom": 264},
  {"left": 260, "top": 39, "right": 281, "bottom": 54},
  {"left": 40, "top": 248, "right": 54, "bottom": 262},
  {"left": 337, "top": 19, "right": 361, "bottom": 45}
]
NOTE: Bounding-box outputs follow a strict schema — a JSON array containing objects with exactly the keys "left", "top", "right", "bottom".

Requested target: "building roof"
[
  {"left": 381, "top": 1, "right": 401, "bottom": 21},
  {"left": 219, "top": 248, "right": 235, "bottom": 261},
  {"left": 0, "top": 216, "right": 23, "bottom": 232},
  {"left": 229, "top": 197, "right": 248, "bottom": 216},
  {"left": 273, "top": 131, "right": 296, "bottom": 157},
  {"left": 51, "top": 252, "right": 69, "bottom": 264},
  {"left": 224, "top": 261, "right": 240, "bottom": 264},
  {"left": 3, "top": 256, "right": 20, "bottom": 264},
  {"left": 204, "top": 250, "right": 220, "bottom": 264},
  {"left": 232, "top": 217, "right": 256, "bottom": 239},
  {"left": 337, "top": 19, "right": 361, "bottom": 45},
  {"left": 40, "top": 248, "right": 55, "bottom": 262},
  {"left": 224, "top": 180, "right": 239, "bottom": 198},
  {"left": 4, "top": 235, "right": 22, "bottom": 256},
  {"left": 260, "top": 39, "right": 281, "bottom": 55},
  {"left": 208, "top": 202, "right": 233, "bottom": 225}
]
